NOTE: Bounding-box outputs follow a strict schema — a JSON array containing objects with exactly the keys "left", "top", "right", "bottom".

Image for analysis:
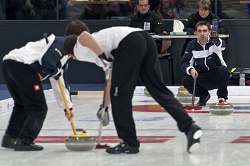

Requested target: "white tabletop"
[
  {"left": 240, "top": 1, "right": 250, "bottom": 4},
  {"left": 152, "top": 34, "right": 229, "bottom": 39}
]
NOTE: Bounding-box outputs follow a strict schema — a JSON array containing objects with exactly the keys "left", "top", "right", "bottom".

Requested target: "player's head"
[
  {"left": 64, "top": 34, "right": 78, "bottom": 56},
  {"left": 65, "top": 20, "right": 90, "bottom": 36},
  {"left": 195, "top": 20, "right": 211, "bottom": 31},
  {"left": 197, "top": 0, "right": 211, "bottom": 19},
  {"left": 195, "top": 20, "right": 211, "bottom": 44},
  {"left": 137, "top": 0, "right": 150, "bottom": 15}
]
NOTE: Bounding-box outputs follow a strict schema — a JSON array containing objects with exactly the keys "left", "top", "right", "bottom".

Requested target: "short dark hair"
[
  {"left": 63, "top": 35, "right": 78, "bottom": 55},
  {"left": 64, "top": 20, "right": 90, "bottom": 36},
  {"left": 197, "top": 0, "right": 211, "bottom": 11},
  {"left": 195, "top": 20, "right": 211, "bottom": 31},
  {"left": 137, "top": 0, "right": 149, "bottom": 5}
]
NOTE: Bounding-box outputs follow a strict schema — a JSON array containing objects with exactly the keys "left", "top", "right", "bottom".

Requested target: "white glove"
[{"left": 95, "top": 57, "right": 106, "bottom": 68}]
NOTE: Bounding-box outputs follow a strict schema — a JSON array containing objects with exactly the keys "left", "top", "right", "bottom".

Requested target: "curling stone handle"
[
  {"left": 58, "top": 78, "right": 77, "bottom": 135},
  {"left": 76, "top": 128, "right": 86, "bottom": 133}
]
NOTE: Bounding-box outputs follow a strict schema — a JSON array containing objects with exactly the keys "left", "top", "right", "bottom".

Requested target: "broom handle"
[
  {"left": 43, "top": 33, "right": 76, "bottom": 135},
  {"left": 192, "top": 77, "right": 197, "bottom": 106},
  {"left": 58, "top": 78, "right": 77, "bottom": 135},
  {"left": 45, "top": 33, "right": 76, "bottom": 135},
  {"left": 103, "top": 68, "right": 112, "bottom": 107},
  {"left": 98, "top": 68, "right": 111, "bottom": 144}
]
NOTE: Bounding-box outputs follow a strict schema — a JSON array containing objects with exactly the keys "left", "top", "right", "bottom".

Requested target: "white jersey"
[
  {"left": 74, "top": 26, "right": 143, "bottom": 63},
  {"left": 3, "top": 34, "right": 73, "bottom": 110},
  {"left": 3, "top": 34, "right": 55, "bottom": 64},
  {"left": 92, "top": 26, "right": 143, "bottom": 58}
]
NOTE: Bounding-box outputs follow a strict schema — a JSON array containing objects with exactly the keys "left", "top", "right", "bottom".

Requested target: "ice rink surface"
[{"left": 1, "top": 94, "right": 250, "bottom": 166}]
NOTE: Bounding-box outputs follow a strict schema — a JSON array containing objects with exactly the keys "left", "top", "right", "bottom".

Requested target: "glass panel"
[
  {"left": 0, "top": 0, "right": 249, "bottom": 20},
  {"left": 67, "top": 0, "right": 136, "bottom": 20},
  {"left": 1, "top": 0, "right": 68, "bottom": 20}
]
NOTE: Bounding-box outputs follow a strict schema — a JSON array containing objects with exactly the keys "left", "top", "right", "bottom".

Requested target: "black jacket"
[
  {"left": 129, "top": 11, "right": 163, "bottom": 35},
  {"left": 183, "top": 12, "right": 228, "bottom": 35}
]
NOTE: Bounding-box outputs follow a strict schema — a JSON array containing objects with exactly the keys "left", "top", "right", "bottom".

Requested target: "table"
[
  {"left": 151, "top": 34, "right": 229, "bottom": 39},
  {"left": 240, "top": 1, "right": 250, "bottom": 4}
]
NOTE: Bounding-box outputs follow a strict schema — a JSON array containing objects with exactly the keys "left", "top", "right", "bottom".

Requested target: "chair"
[
  {"left": 136, "top": 54, "right": 174, "bottom": 86},
  {"left": 159, "top": 54, "right": 174, "bottom": 85}
]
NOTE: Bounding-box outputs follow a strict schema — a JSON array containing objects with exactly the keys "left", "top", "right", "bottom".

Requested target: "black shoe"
[
  {"left": 14, "top": 139, "right": 43, "bottom": 151},
  {"left": 1, "top": 134, "right": 15, "bottom": 148},
  {"left": 197, "top": 93, "right": 211, "bottom": 106},
  {"left": 186, "top": 123, "right": 202, "bottom": 153},
  {"left": 106, "top": 142, "right": 139, "bottom": 154}
]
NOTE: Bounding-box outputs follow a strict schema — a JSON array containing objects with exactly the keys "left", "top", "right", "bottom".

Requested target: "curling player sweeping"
[
  {"left": 1, "top": 33, "right": 71, "bottom": 150},
  {"left": 63, "top": 22, "right": 202, "bottom": 154},
  {"left": 64, "top": 20, "right": 111, "bottom": 127},
  {"left": 0, "top": 33, "right": 92, "bottom": 151}
]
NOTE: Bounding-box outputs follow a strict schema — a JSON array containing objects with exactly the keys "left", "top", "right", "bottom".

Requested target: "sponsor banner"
[
  {"left": 0, "top": 98, "right": 14, "bottom": 114},
  {"left": 0, "top": 100, "right": 4, "bottom": 113},
  {"left": 44, "top": 89, "right": 56, "bottom": 103},
  {"left": 0, "top": 89, "right": 55, "bottom": 114}
]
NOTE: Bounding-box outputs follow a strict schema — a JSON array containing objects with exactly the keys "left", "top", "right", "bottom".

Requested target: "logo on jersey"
[{"left": 34, "top": 84, "right": 40, "bottom": 91}]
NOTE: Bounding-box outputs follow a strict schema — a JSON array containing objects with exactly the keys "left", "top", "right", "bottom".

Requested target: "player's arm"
[
  {"left": 78, "top": 31, "right": 112, "bottom": 64},
  {"left": 78, "top": 31, "right": 103, "bottom": 56}
]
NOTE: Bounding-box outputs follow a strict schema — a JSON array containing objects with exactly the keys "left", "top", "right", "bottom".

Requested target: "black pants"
[
  {"left": 2, "top": 60, "right": 48, "bottom": 144},
  {"left": 182, "top": 66, "right": 230, "bottom": 99},
  {"left": 110, "top": 31, "right": 193, "bottom": 148}
]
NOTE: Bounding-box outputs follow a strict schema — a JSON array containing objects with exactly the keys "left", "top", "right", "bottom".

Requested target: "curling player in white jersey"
[
  {"left": 1, "top": 34, "right": 73, "bottom": 151},
  {"left": 63, "top": 25, "right": 203, "bottom": 154}
]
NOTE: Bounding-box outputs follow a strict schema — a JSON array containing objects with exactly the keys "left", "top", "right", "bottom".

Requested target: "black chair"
[{"left": 159, "top": 54, "right": 174, "bottom": 85}]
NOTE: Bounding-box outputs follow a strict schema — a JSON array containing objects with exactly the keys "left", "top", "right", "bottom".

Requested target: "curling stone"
[
  {"left": 65, "top": 129, "right": 96, "bottom": 151},
  {"left": 144, "top": 88, "right": 151, "bottom": 97},
  {"left": 209, "top": 101, "right": 234, "bottom": 115},
  {"left": 176, "top": 86, "right": 197, "bottom": 103}
]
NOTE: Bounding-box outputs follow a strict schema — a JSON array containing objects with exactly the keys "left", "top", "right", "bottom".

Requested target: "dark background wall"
[{"left": 0, "top": 19, "right": 249, "bottom": 85}]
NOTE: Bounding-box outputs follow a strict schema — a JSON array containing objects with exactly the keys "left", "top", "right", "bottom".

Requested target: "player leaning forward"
[
  {"left": 63, "top": 26, "right": 202, "bottom": 154},
  {"left": 1, "top": 34, "right": 73, "bottom": 151}
]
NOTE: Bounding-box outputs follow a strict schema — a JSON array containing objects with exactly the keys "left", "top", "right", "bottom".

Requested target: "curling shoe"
[
  {"left": 197, "top": 93, "right": 210, "bottom": 106},
  {"left": 14, "top": 139, "right": 43, "bottom": 151},
  {"left": 106, "top": 142, "right": 139, "bottom": 154},
  {"left": 185, "top": 123, "right": 202, "bottom": 153},
  {"left": 218, "top": 98, "right": 227, "bottom": 103},
  {"left": 1, "top": 134, "right": 15, "bottom": 148}
]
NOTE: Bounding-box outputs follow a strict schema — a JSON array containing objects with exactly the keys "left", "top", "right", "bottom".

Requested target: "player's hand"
[
  {"left": 53, "top": 72, "right": 61, "bottom": 80},
  {"left": 98, "top": 53, "right": 113, "bottom": 62},
  {"left": 64, "top": 108, "right": 74, "bottom": 121},
  {"left": 190, "top": 69, "right": 198, "bottom": 79},
  {"left": 65, "top": 111, "right": 74, "bottom": 121},
  {"left": 163, "top": 31, "right": 168, "bottom": 35},
  {"left": 210, "top": 36, "right": 221, "bottom": 46}
]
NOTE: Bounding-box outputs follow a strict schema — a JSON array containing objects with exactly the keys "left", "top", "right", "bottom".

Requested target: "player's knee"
[
  {"left": 218, "top": 66, "right": 230, "bottom": 77},
  {"left": 182, "top": 76, "right": 192, "bottom": 87}
]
